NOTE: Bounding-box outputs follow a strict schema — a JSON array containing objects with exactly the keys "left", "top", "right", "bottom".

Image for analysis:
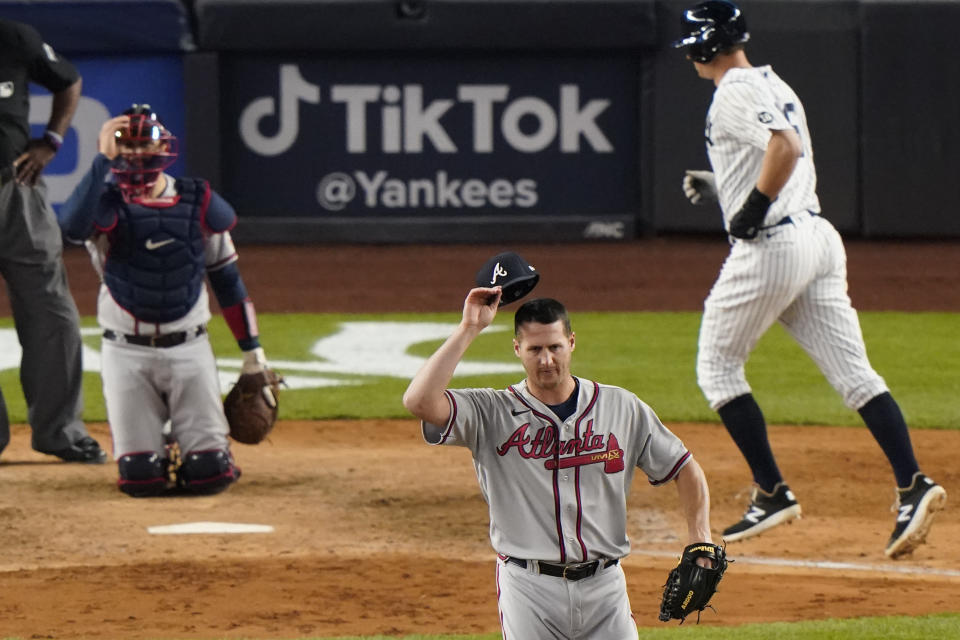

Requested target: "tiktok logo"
[
  {"left": 239, "top": 63, "right": 615, "bottom": 157},
  {"left": 239, "top": 65, "right": 321, "bottom": 157}
]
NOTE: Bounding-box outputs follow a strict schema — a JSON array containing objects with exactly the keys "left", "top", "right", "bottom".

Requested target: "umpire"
[{"left": 0, "top": 19, "right": 106, "bottom": 463}]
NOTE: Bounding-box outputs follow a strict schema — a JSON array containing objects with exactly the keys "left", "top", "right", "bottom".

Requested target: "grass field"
[
  {"left": 3, "top": 311, "right": 954, "bottom": 428},
  {"left": 260, "top": 612, "right": 960, "bottom": 638},
  {"left": 6, "top": 613, "right": 954, "bottom": 640}
]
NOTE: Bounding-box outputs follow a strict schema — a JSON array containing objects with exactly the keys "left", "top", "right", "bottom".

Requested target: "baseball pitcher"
[{"left": 403, "top": 288, "right": 721, "bottom": 638}]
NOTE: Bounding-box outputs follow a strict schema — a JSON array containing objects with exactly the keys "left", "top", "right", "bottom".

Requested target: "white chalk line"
[{"left": 630, "top": 548, "right": 960, "bottom": 578}]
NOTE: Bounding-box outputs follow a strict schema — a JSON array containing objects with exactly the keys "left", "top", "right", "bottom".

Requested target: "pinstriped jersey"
[
  {"left": 706, "top": 65, "right": 820, "bottom": 229},
  {"left": 422, "top": 376, "right": 690, "bottom": 563}
]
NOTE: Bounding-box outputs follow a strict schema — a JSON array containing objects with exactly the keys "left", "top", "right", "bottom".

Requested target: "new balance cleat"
[
  {"left": 723, "top": 482, "right": 802, "bottom": 542},
  {"left": 885, "top": 473, "right": 947, "bottom": 559}
]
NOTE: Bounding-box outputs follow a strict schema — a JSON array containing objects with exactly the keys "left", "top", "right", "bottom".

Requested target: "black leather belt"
[
  {"left": 103, "top": 325, "right": 206, "bottom": 348},
  {"left": 504, "top": 557, "right": 619, "bottom": 581}
]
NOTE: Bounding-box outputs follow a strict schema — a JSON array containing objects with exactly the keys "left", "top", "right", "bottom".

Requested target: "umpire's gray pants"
[{"left": 0, "top": 173, "right": 87, "bottom": 455}]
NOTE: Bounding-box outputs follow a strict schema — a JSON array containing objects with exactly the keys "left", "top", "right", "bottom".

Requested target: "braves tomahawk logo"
[
  {"left": 489, "top": 262, "right": 509, "bottom": 285},
  {"left": 496, "top": 420, "right": 625, "bottom": 473}
]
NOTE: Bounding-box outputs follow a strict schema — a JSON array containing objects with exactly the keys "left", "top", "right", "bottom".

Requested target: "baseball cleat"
[
  {"left": 722, "top": 482, "right": 802, "bottom": 542},
  {"left": 885, "top": 473, "right": 947, "bottom": 559}
]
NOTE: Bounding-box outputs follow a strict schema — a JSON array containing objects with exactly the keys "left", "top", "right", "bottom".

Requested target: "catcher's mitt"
[
  {"left": 223, "top": 368, "right": 283, "bottom": 444},
  {"left": 659, "top": 542, "right": 729, "bottom": 624}
]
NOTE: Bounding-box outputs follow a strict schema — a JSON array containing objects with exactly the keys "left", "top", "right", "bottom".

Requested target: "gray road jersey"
[
  {"left": 706, "top": 65, "right": 820, "bottom": 229},
  {"left": 422, "top": 376, "right": 690, "bottom": 563}
]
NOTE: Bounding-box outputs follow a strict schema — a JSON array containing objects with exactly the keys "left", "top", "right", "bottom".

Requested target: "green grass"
[
  {"left": 0, "top": 311, "right": 958, "bottom": 428},
  {"left": 1, "top": 612, "right": 957, "bottom": 639},
  {"left": 126, "top": 612, "right": 955, "bottom": 638}
]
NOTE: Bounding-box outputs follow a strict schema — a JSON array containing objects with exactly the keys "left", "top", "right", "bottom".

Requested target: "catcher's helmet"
[
  {"left": 672, "top": 0, "right": 749, "bottom": 63},
  {"left": 112, "top": 103, "right": 178, "bottom": 202}
]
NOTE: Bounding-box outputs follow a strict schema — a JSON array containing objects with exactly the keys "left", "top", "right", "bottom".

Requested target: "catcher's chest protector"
[{"left": 103, "top": 178, "right": 209, "bottom": 323}]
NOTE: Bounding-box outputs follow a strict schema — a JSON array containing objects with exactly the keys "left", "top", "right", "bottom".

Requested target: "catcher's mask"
[
  {"left": 672, "top": 0, "right": 749, "bottom": 64},
  {"left": 112, "top": 104, "right": 178, "bottom": 203},
  {"left": 474, "top": 251, "right": 540, "bottom": 306}
]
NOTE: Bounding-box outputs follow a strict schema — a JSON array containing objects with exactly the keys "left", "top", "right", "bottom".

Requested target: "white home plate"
[{"left": 147, "top": 522, "right": 274, "bottom": 535}]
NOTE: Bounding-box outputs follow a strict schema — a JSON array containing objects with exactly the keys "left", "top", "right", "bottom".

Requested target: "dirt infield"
[{"left": 0, "top": 237, "right": 958, "bottom": 639}]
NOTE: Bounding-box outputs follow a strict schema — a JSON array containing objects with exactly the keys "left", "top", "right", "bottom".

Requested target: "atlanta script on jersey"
[{"left": 422, "top": 376, "right": 691, "bottom": 563}]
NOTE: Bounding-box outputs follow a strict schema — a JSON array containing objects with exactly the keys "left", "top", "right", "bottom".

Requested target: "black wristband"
[
  {"left": 743, "top": 187, "right": 771, "bottom": 213},
  {"left": 729, "top": 187, "right": 772, "bottom": 239}
]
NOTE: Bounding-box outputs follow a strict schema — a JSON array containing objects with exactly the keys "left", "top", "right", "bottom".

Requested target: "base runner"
[{"left": 672, "top": 0, "right": 946, "bottom": 557}]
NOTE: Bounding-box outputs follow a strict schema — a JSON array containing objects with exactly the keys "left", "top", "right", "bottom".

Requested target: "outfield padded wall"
[
  {"left": 859, "top": 1, "right": 960, "bottom": 237},
  {"left": 0, "top": 0, "right": 194, "bottom": 52},
  {"left": 194, "top": 0, "right": 658, "bottom": 51}
]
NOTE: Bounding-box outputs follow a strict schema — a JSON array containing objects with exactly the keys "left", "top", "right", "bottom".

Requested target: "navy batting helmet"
[
  {"left": 672, "top": 0, "right": 749, "bottom": 63},
  {"left": 112, "top": 104, "right": 178, "bottom": 202}
]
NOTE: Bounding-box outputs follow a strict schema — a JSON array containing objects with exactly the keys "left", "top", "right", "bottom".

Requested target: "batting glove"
[{"left": 682, "top": 170, "right": 718, "bottom": 205}]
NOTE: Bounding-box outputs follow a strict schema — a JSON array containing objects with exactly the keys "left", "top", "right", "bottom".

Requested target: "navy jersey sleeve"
[
  {"left": 203, "top": 188, "right": 237, "bottom": 233},
  {"left": 58, "top": 153, "right": 117, "bottom": 242},
  {"left": 18, "top": 21, "right": 79, "bottom": 93}
]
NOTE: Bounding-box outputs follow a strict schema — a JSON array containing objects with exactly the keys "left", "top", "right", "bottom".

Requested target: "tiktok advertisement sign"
[{"left": 220, "top": 57, "right": 639, "bottom": 219}]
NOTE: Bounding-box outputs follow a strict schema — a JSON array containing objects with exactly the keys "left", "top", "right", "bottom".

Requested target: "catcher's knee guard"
[
  {"left": 178, "top": 449, "right": 240, "bottom": 495},
  {"left": 117, "top": 452, "right": 170, "bottom": 497}
]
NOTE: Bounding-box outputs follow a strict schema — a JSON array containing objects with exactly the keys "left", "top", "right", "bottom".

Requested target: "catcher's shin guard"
[
  {"left": 117, "top": 452, "right": 170, "bottom": 497},
  {"left": 178, "top": 449, "right": 240, "bottom": 495}
]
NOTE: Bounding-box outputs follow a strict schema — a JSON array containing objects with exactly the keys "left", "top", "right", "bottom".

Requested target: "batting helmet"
[
  {"left": 672, "top": 0, "right": 749, "bottom": 64},
  {"left": 112, "top": 103, "right": 178, "bottom": 202}
]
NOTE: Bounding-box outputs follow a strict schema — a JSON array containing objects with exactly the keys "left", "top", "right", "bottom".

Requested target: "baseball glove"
[
  {"left": 659, "top": 542, "right": 729, "bottom": 624},
  {"left": 223, "top": 368, "right": 283, "bottom": 444}
]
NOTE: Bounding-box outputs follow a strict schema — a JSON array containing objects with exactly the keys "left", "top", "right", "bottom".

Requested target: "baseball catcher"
[
  {"left": 59, "top": 104, "right": 273, "bottom": 497},
  {"left": 659, "top": 542, "right": 729, "bottom": 623},
  {"left": 224, "top": 352, "right": 283, "bottom": 444}
]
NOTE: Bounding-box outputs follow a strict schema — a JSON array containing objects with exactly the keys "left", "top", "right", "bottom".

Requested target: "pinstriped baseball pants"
[{"left": 696, "top": 213, "right": 888, "bottom": 411}]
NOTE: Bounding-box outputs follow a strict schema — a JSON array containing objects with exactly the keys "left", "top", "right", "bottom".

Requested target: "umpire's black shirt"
[{"left": 0, "top": 19, "right": 79, "bottom": 166}]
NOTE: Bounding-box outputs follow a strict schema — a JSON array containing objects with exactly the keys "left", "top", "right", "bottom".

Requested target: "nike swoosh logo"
[
  {"left": 511, "top": 409, "right": 531, "bottom": 416},
  {"left": 145, "top": 238, "right": 175, "bottom": 250}
]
